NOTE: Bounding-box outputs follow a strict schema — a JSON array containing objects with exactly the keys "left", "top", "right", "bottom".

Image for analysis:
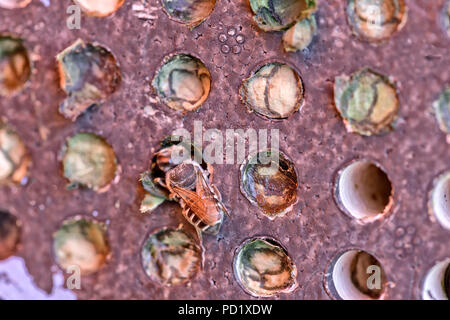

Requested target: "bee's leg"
[
  {"left": 195, "top": 227, "right": 203, "bottom": 245},
  {"left": 154, "top": 177, "right": 168, "bottom": 189},
  {"left": 181, "top": 203, "right": 191, "bottom": 219},
  {"left": 211, "top": 184, "right": 231, "bottom": 218},
  {"left": 168, "top": 192, "right": 178, "bottom": 201},
  {"left": 195, "top": 227, "right": 205, "bottom": 269},
  {"left": 165, "top": 182, "right": 179, "bottom": 201},
  {"left": 211, "top": 184, "right": 222, "bottom": 201}
]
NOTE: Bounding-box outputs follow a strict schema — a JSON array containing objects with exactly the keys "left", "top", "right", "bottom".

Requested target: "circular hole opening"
[
  {"left": 422, "top": 259, "right": 450, "bottom": 300},
  {"left": 152, "top": 53, "right": 211, "bottom": 113},
  {"left": 61, "top": 132, "right": 118, "bottom": 192},
  {"left": 346, "top": 0, "right": 407, "bottom": 42},
  {"left": 328, "top": 250, "right": 387, "bottom": 300},
  {"left": 0, "top": 35, "right": 31, "bottom": 97},
  {"left": 430, "top": 172, "right": 450, "bottom": 230},
  {"left": 240, "top": 150, "right": 298, "bottom": 219},
  {"left": 233, "top": 237, "right": 297, "bottom": 297},
  {"left": 74, "top": 0, "right": 125, "bottom": 17},
  {"left": 141, "top": 227, "right": 202, "bottom": 286},
  {"left": 52, "top": 216, "right": 110, "bottom": 275},
  {"left": 239, "top": 62, "right": 304, "bottom": 120},
  {"left": 334, "top": 68, "right": 399, "bottom": 136},
  {"left": 56, "top": 39, "right": 121, "bottom": 121},
  {"left": 160, "top": 0, "right": 216, "bottom": 28},
  {"left": 0, "top": 0, "right": 32, "bottom": 9},
  {"left": 336, "top": 160, "right": 393, "bottom": 222},
  {"left": 0, "top": 122, "right": 30, "bottom": 184},
  {"left": 0, "top": 210, "right": 21, "bottom": 260}
]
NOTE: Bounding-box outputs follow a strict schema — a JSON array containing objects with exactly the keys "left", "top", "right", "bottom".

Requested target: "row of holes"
[
  {"left": 327, "top": 250, "right": 450, "bottom": 300},
  {"left": 335, "top": 160, "right": 450, "bottom": 229},
  {"left": 332, "top": 160, "right": 449, "bottom": 299}
]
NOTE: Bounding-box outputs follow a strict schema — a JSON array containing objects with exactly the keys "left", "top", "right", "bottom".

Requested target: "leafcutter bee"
[{"left": 163, "top": 161, "right": 230, "bottom": 239}]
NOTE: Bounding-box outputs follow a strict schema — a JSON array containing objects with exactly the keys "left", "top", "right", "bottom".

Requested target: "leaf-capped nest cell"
[
  {"left": 240, "top": 62, "right": 304, "bottom": 119},
  {"left": 73, "top": 0, "right": 125, "bottom": 17},
  {"left": 141, "top": 227, "right": 202, "bottom": 286},
  {"left": 0, "top": 35, "right": 31, "bottom": 97},
  {"left": 249, "top": 0, "right": 317, "bottom": 51},
  {"left": 282, "top": 15, "right": 317, "bottom": 52},
  {"left": 346, "top": 0, "right": 407, "bottom": 42},
  {"left": 233, "top": 237, "right": 298, "bottom": 297},
  {"left": 0, "top": 0, "right": 31, "bottom": 9},
  {"left": 61, "top": 132, "right": 118, "bottom": 192},
  {"left": 334, "top": 68, "right": 399, "bottom": 136},
  {"left": 57, "top": 39, "right": 121, "bottom": 121},
  {"left": 240, "top": 149, "right": 298, "bottom": 219},
  {"left": 0, "top": 122, "right": 30, "bottom": 184},
  {"left": 250, "top": 0, "right": 316, "bottom": 32},
  {"left": 161, "top": 0, "right": 217, "bottom": 29},
  {"left": 0, "top": 210, "right": 21, "bottom": 261},
  {"left": 152, "top": 54, "right": 211, "bottom": 112},
  {"left": 53, "top": 217, "right": 110, "bottom": 275},
  {"left": 432, "top": 87, "right": 450, "bottom": 136}
]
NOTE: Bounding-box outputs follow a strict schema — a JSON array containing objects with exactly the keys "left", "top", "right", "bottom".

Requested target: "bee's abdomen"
[{"left": 184, "top": 209, "right": 208, "bottom": 229}]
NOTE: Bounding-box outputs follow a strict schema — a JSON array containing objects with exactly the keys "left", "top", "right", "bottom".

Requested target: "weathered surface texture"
[{"left": 0, "top": 0, "right": 449, "bottom": 299}]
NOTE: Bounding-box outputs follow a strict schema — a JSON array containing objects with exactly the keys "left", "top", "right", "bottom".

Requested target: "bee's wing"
[
  {"left": 211, "top": 184, "right": 231, "bottom": 219},
  {"left": 172, "top": 186, "right": 219, "bottom": 225},
  {"left": 195, "top": 169, "right": 218, "bottom": 199},
  {"left": 196, "top": 170, "right": 232, "bottom": 219}
]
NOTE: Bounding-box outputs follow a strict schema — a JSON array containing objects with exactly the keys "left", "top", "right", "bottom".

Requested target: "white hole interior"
[
  {"left": 332, "top": 250, "right": 383, "bottom": 300},
  {"left": 422, "top": 259, "right": 450, "bottom": 300},
  {"left": 338, "top": 161, "right": 392, "bottom": 220},
  {"left": 431, "top": 174, "right": 450, "bottom": 230}
]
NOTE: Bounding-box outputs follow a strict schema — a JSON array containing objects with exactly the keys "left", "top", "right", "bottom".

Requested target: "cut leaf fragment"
[
  {"left": 141, "top": 227, "right": 202, "bottom": 286},
  {"left": 334, "top": 68, "right": 399, "bottom": 136},
  {"left": 140, "top": 193, "right": 166, "bottom": 214},
  {"left": 347, "top": 0, "right": 407, "bottom": 42},
  {"left": 433, "top": 87, "right": 450, "bottom": 136},
  {"left": 234, "top": 237, "right": 297, "bottom": 297},
  {"left": 53, "top": 217, "right": 110, "bottom": 275},
  {"left": 0, "top": 35, "right": 31, "bottom": 97},
  {"left": 0, "top": 122, "right": 30, "bottom": 184},
  {"left": 0, "top": 210, "right": 21, "bottom": 260},
  {"left": 152, "top": 54, "right": 211, "bottom": 112},
  {"left": 57, "top": 39, "right": 121, "bottom": 121},
  {"left": 240, "top": 62, "right": 304, "bottom": 119},
  {"left": 61, "top": 132, "right": 118, "bottom": 192},
  {"left": 161, "top": 0, "right": 216, "bottom": 29},
  {"left": 249, "top": 0, "right": 317, "bottom": 32},
  {"left": 283, "top": 15, "right": 317, "bottom": 51},
  {"left": 240, "top": 149, "right": 298, "bottom": 218}
]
